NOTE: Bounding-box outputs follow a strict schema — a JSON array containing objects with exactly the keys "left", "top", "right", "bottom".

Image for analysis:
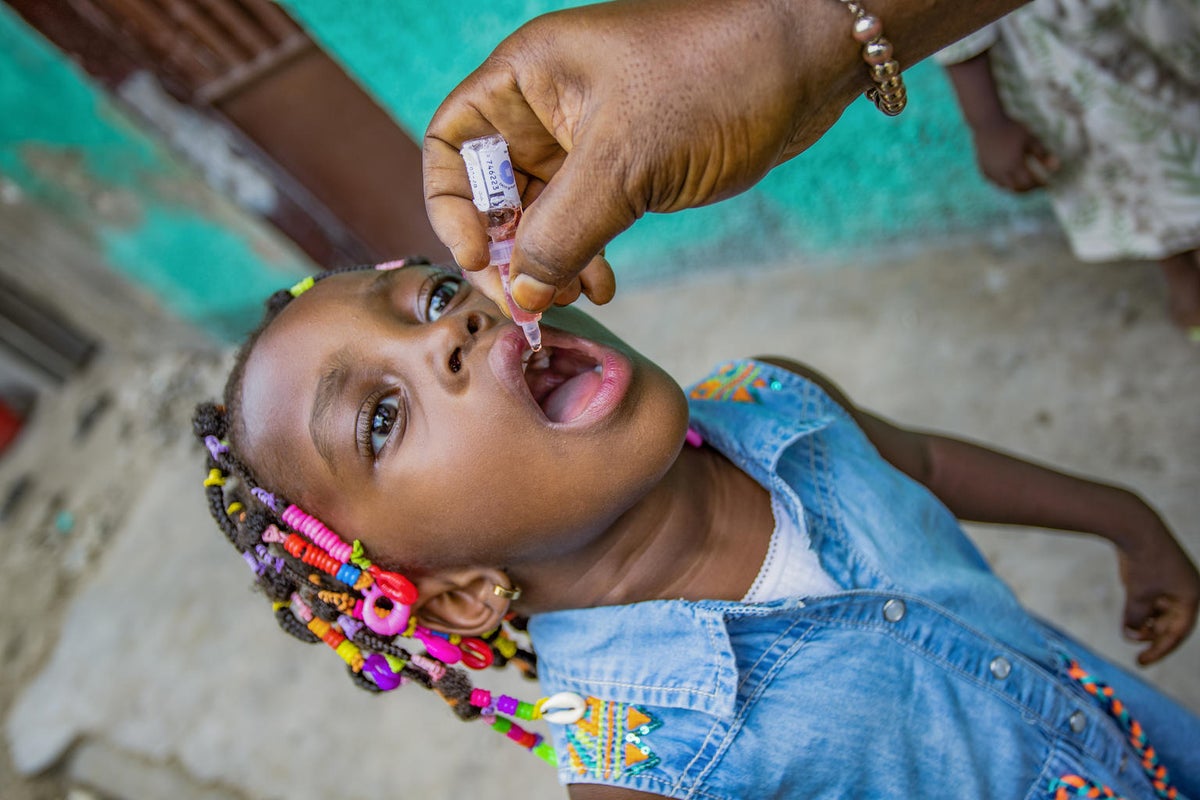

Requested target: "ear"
[{"left": 412, "top": 566, "right": 517, "bottom": 636}]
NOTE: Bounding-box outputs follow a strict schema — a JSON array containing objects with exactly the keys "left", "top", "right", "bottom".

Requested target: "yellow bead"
[
  {"left": 226, "top": 502, "right": 244, "bottom": 516},
  {"left": 336, "top": 640, "right": 362, "bottom": 667},
  {"left": 203, "top": 469, "right": 225, "bottom": 487}
]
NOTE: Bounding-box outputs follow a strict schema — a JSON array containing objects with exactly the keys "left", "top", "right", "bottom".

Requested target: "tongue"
[{"left": 541, "top": 369, "right": 603, "bottom": 423}]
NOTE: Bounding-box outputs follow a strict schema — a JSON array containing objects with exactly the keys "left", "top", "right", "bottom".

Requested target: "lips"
[{"left": 488, "top": 327, "right": 631, "bottom": 425}]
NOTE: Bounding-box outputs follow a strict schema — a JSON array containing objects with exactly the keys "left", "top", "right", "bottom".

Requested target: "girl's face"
[{"left": 236, "top": 265, "right": 689, "bottom": 571}]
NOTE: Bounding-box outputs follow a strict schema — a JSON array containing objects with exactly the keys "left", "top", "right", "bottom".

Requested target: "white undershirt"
[{"left": 741, "top": 493, "right": 841, "bottom": 603}]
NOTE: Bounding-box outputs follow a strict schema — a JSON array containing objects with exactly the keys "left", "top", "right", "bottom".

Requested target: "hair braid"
[{"left": 191, "top": 262, "right": 554, "bottom": 765}]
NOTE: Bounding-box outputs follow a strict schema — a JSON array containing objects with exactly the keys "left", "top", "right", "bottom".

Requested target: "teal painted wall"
[
  {"left": 0, "top": 4, "right": 310, "bottom": 341},
  {"left": 284, "top": 1, "right": 1052, "bottom": 281}
]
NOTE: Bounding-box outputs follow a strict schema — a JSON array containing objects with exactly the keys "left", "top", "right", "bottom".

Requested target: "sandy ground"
[{"left": 1, "top": 214, "right": 1198, "bottom": 799}]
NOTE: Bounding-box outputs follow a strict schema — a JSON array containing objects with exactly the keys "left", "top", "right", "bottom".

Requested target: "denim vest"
[{"left": 528, "top": 361, "right": 1200, "bottom": 799}]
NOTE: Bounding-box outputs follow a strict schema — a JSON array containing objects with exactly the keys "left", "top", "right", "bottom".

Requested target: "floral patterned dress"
[{"left": 938, "top": 0, "right": 1200, "bottom": 261}]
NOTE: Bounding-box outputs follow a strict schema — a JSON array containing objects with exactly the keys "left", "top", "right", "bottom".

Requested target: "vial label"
[{"left": 461, "top": 135, "right": 520, "bottom": 212}]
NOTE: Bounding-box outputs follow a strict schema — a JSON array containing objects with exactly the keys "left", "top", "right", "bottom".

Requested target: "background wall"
[{"left": 0, "top": 3, "right": 310, "bottom": 342}]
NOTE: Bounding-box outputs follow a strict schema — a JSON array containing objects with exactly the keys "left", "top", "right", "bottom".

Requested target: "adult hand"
[
  {"left": 423, "top": 0, "right": 863, "bottom": 314},
  {"left": 424, "top": 0, "right": 1031, "bottom": 313}
]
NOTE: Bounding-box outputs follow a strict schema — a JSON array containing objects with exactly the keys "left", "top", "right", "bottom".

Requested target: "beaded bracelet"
[{"left": 833, "top": 0, "right": 907, "bottom": 116}]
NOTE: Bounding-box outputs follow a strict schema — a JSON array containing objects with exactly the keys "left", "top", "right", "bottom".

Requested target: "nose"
[{"left": 428, "top": 308, "right": 493, "bottom": 390}]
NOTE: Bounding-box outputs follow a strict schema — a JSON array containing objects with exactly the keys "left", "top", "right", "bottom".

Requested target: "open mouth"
[{"left": 520, "top": 345, "right": 604, "bottom": 423}]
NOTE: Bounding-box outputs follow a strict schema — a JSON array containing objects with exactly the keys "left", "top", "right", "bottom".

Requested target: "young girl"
[
  {"left": 194, "top": 258, "right": 1200, "bottom": 800},
  {"left": 938, "top": 0, "right": 1200, "bottom": 334}
]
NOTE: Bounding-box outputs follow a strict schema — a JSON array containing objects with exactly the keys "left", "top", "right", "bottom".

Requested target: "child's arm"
[
  {"left": 944, "top": 51, "right": 1059, "bottom": 193},
  {"left": 760, "top": 357, "right": 1200, "bottom": 665}
]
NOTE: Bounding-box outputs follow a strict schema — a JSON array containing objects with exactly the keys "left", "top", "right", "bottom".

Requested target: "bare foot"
[{"left": 1159, "top": 251, "right": 1200, "bottom": 335}]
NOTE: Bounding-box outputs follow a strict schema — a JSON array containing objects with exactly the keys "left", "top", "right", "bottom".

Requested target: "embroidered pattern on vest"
[
  {"left": 565, "top": 696, "right": 663, "bottom": 780},
  {"left": 689, "top": 362, "right": 770, "bottom": 403}
]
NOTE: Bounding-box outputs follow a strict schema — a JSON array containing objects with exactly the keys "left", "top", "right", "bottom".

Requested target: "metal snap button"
[
  {"left": 1068, "top": 710, "right": 1087, "bottom": 733},
  {"left": 882, "top": 599, "right": 906, "bottom": 622},
  {"left": 988, "top": 656, "right": 1011, "bottom": 680}
]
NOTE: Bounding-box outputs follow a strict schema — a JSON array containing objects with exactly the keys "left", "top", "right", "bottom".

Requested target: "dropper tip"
[{"left": 522, "top": 321, "right": 542, "bottom": 352}]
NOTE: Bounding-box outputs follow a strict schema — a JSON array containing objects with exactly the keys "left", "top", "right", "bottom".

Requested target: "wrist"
[{"left": 1093, "top": 487, "right": 1165, "bottom": 552}]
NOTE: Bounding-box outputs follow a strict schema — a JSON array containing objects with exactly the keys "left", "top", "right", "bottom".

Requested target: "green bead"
[
  {"left": 516, "top": 701, "right": 535, "bottom": 720},
  {"left": 534, "top": 742, "right": 559, "bottom": 766},
  {"left": 492, "top": 717, "right": 513, "bottom": 733}
]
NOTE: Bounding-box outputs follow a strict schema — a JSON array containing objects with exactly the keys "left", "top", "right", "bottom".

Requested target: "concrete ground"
[{"left": 2, "top": 209, "right": 1199, "bottom": 799}]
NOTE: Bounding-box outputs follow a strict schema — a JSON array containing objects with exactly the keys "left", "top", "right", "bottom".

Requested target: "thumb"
[
  {"left": 509, "top": 143, "right": 640, "bottom": 312},
  {"left": 1122, "top": 592, "right": 1156, "bottom": 640}
]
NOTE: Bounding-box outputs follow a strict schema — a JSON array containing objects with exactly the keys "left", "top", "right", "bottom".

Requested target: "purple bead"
[
  {"left": 242, "top": 551, "right": 265, "bottom": 575},
  {"left": 363, "top": 653, "right": 403, "bottom": 691},
  {"left": 204, "top": 436, "right": 228, "bottom": 460},
  {"left": 496, "top": 695, "right": 519, "bottom": 715}
]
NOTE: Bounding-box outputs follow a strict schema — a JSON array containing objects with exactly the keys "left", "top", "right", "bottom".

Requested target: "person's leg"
[{"left": 1159, "top": 249, "right": 1200, "bottom": 335}]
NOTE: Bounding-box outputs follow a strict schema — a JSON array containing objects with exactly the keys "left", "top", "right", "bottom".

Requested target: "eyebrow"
[{"left": 309, "top": 347, "right": 354, "bottom": 475}]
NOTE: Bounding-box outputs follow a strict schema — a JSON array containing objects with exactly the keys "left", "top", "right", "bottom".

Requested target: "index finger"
[{"left": 424, "top": 134, "right": 492, "bottom": 272}]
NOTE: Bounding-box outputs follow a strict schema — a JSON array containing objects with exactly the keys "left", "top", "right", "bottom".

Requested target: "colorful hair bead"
[
  {"left": 226, "top": 501, "right": 244, "bottom": 516},
  {"left": 288, "top": 275, "right": 315, "bottom": 297},
  {"left": 470, "top": 689, "right": 492, "bottom": 708},
  {"left": 362, "top": 652, "right": 403, "bottom": 690},
  {"left": 374, "top": 258, "right": 407, "bottom": 270},
  {"left": 349, "top": 540, "right": 372, "bottom": 571},
  {"left": 250, "top": 487, "right": 278, "bottom": 510},
  {"left": 368, "top": 565, "right": 418, "bottom": 605},
  {"left": 282, "top": 504, "right": 353, "bottom": 562},
  {"left": 334, "top": 640, "right": 363, "bottom": 671},
  {"left": 335, "top": 562, "right": 361, "bottom": 587},
  {"left": 496, "top": 695, "right": 519, "bottom": 715},
  {"left": 203, "top": 469, "right": 225, "bottom": 488},
  {"left": 318, "top": 590, "right": 355, "bottom": 614},
  {"left": 361, "top": 584, "right": 410, "bottom": 636},
  {"left": 290, "top": 594, "right": 314, "bottom": 623},
  {"left": 410, "top": 653, "right": 446, "bottom": 682},
  {"left": 413, "top": 626, "right": 462, "bottom": 664},
  {"left": 458, "top": 637, "right": 495, "bottom": 670},
  {"left": 495, "top": 635, "right": 518, "bottom": 659},
  {"left": 337, "top": 614, "right": 363, "bottom": 640},
  {"left": 242, "top": 551, "right": 265, "bottom": 575},
  {"left": 261, "top": 524, "right": 288, "bottom": 544},
  {"left": 204, "top": 435, "right": 228, "bottom": 460}
]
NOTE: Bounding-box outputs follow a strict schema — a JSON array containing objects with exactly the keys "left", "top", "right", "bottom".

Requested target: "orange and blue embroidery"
[
  {"left": 565, "top": 697, "right": 663, "bottom": 780},
  {"left": 690, "top": 362, "right": 780, "bottom": 404}
]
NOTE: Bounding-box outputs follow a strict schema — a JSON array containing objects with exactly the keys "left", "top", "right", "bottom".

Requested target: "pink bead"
[
  {"left": 261, "top": 525, "right": 288, "bottom": 544},
  {"left": 413, "top": 626, "right": 462, "bottom": 664},
  {"left": 685, "top": 427, "right": 704, "bottom": 448},
  {"left": 506, "top": 724, "right": 526, "bottom": 742},
  {"left": 411, "top": 654, "right": 446, "bottom": 682},
  {"left": 470, "top": 689, "right": 492, "bottom": 707},
  {"left": 361, "top": 585, "right": 410, "bottom": 636},
  {"left": 852, "top": 15, "right": 882, "bottom": 43}
]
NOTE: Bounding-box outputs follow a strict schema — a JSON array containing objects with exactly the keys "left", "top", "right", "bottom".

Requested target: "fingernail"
[{"left": 512, "top": 274, "right": 556, "bottom": 312}]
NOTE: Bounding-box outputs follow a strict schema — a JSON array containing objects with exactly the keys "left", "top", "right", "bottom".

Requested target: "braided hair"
[{"left": 192, "top": 259, "right": 553, "bottom": 764}]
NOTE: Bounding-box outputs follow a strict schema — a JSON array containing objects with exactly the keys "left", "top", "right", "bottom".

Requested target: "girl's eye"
[
  {"left": 369, "top": 396, "right": 400, "bottom": 455},
  {"left": 427, "top": 277, "right": 463, "bottom": 321}
]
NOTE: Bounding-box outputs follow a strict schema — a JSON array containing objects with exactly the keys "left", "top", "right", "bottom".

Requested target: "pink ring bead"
[{"left": 361, "top": 584, "right": 411, "bottom": 636}]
